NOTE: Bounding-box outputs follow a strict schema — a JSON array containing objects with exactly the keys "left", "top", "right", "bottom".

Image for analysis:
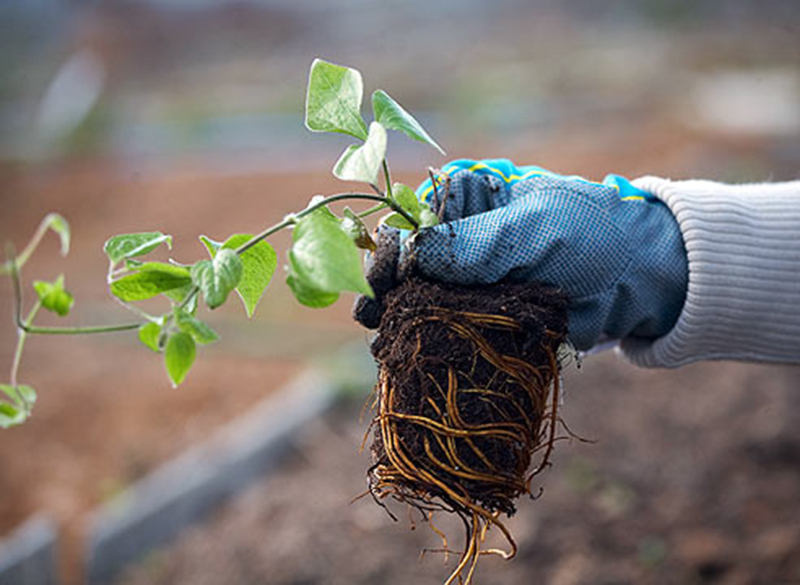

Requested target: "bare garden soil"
[{"left": 117, "top": 355, "right": 800, "bottom": 585}]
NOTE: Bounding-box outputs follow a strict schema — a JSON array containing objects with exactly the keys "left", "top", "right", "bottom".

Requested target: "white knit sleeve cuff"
[{"left": 618, "top": 176, "right": 800, "bottom": 368}]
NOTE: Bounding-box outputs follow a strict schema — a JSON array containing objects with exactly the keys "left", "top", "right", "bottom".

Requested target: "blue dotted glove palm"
[{"left": 410, "top": 159, "right": 688, "bottom": 350}]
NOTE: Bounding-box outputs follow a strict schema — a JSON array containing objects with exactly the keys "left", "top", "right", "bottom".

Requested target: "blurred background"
[{"left": 0, "top": 1, "right": 799, "bottom": 584}]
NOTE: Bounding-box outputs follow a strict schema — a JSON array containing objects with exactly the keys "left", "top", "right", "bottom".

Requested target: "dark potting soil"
[{"left": 369, "top": 276, "right": 569, "bottom": 517}]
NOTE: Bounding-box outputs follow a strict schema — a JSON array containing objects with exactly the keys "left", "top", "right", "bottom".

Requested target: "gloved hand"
[{"left": 355, "top": 159, "right": 688, "bottom": 351}]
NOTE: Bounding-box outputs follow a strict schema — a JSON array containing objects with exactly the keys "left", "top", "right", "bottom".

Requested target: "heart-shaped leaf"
[
  {"left": 289, "top": 209, "right": 373, "bottom": 298},
  {"left": 333, "top": 122, "right": 387, "bottom": 185},
  {"left": 200, "top": 234, "right": 277, "bottom": 318},
  {"left": 372, "top": 90, "right": 445, "bottom": 155},
  {"left": 191, "top": 249, "right": 243, "bottom": 309},
  {"left": 305, "top": 59, "right": 368, "bottom": 140}
]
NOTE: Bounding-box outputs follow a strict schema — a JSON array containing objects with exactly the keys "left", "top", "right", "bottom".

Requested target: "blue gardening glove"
[{"left": 410, "top": 159, "right": 688, "bottom": 350}]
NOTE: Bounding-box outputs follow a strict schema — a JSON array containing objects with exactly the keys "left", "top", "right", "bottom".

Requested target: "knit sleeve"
[{"left": 618, "top": 176, "right": 800, "bottom": 368}]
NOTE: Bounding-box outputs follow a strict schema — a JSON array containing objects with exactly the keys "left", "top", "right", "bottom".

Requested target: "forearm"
[{"left": 619, "top": 177, "right": 800, "bottom": 367}]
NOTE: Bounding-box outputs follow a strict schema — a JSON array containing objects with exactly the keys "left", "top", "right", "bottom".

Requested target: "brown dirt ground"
[{"left": 116, "top": 355, "right": 800, "bottom": 585}]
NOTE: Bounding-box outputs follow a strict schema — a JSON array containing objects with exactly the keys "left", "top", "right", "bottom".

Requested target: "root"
[{"left": 366, "top": 277, "right": 569, "bottom": 585}]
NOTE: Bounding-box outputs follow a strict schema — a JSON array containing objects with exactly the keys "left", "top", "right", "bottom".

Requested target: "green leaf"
[
  {"left": 43, "top": 213, "right": 71, "bottom": 256},
  {"left": 175, "top": 307, "right": 218, "bottom": 344},
  {"left": 0, "top": 384, "right": 36, "bottom": 407},
  {"left": 372, "top": 90, "right": 445, "bottom": 155},
  {"left": 164, "top": 332, "right": 196, "bottom": 387},
  {"left": 191, "top": 249, "right": 243, "bottom": 310},
  {"left": 392, "top": 183, "right": 421, "bottom": 216},
  {"left": 387, "top": 183, "right": 437, "bottom": 229},
  {"left": 286, "top": 269, "right": 339, "bottom": 309},
  {"left": 132, "top": 262, "right": 191, "bottom": 277},
  {"left": 199, "top": 235, "right": 223, "bottom": 256},
  {"left": 138, "top": 322, "right": 162, "bottom": 352},
  {"left": 111, "top": 264, "right": 192, "bottom": 302},
  {"left": 33, "top": 275, "right": 74, "bottom": 317},
  {"left": 419, "top": 207, "right": 439, "bottom": 228},
  {"left": 333, "top": 122, "right": 387, "bottom": 184},
  {"left": 0, "top": 385, "right": 17, "bottom": 403},
  {"left": 162, "top": 282, "right": 195, "bottom": 305},
  {"left": 201, "top": 234, "right": 277, "bottom": 318},
  {"left": 0, "top": 402, "right": 25, "bottom": 428},
  {"left": 342, "top": 208, "right": 377, "bottom": 251},
  {"left": 289, "top": 208, "right": 373, "bottom": 298},
  {"left": 0, "top": 383, "right": 33, "bottom": 427},
  {"left": 305, "top": 58, "right": 369, "bottom": 140},
  {"left": 125, "top": 259, "right": 145, "bottom": 270},
  {"left": 104, "top": 232, "right": 173, "bottom": 266},
  {"left": 383, "top": 212, "right": 416, "bottom": 230},
  {"left": 16, "top": 385, "right": 36, "bottom": 405}
]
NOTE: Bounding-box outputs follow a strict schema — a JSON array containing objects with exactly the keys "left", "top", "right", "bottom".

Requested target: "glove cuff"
[{"left": 619, "top": 176, "right": 800, "bottom": 368}]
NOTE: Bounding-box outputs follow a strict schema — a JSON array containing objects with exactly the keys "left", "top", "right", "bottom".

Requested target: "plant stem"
[
  {"left": 7, "top": 252, "right": 141, "bottom": 336},
  {"left": 22, "top": 323, "right": 141, "bottom": 335},
  {"left": 175, "top": 192, "right": 410, "bottom": 313},
  {"left": 10, "top": 301, "right": 40, "bottom": 393},
  {"left": 235, "top": 191, "right": 416, "bottom": 256},
  {"left": 177, "top": 288, "right": 199, "bottom": 311},
  {"left": 6, "top": 190, "right": 417, "bottom": 339},
  {"left": 382, "top": 160, "right": 393, "bottom": 200},
  {"left": 8, "top": 216, "right": 53, "bottom": 271},
  {"left": 357, "top": 202, "right": 388, "bottom": 219}
]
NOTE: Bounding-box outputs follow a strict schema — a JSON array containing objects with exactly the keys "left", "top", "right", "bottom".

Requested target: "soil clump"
[{"left": 367, "top": 276, "right": 569, "bottom": 584}]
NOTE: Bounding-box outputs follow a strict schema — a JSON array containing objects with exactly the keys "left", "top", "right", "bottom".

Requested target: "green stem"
[
  {"left": 235, "top": 191, "right": 416, "bottom": 256},
  {"left": 6, "top": 190, "right": 417, "bottom": 339},
  {"left": 10, "top": 301, "right": 40, "bottom": 394},
  {"left": 357, "top": 202, "right": 388, "bottom": 219},
  {"left": 11, "top": 219, "right": 51, "bottom": 271},
  {"left": 178, "top": 288, "right": 199, "bottom": 311},
  {"left": 382, "top": 160, "right": 393, "bottom": 200},
  {"left": 177, "top": 192, "right": 410, "bottom": 313},
  {"left": 7, "top": 252, "right": 142, "bottom": 336},
  {"left": 22, "top": 323, "right": 141, "bottom": 335}
]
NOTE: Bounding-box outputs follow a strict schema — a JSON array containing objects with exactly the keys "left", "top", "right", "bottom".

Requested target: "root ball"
[{"left": 366, "top": 277, "right": 569, "bottom": 584}]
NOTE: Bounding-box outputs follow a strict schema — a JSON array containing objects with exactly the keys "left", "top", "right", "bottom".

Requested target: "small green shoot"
[{"left": 33, "top": 275, "right": 74, "bottom": 317}]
